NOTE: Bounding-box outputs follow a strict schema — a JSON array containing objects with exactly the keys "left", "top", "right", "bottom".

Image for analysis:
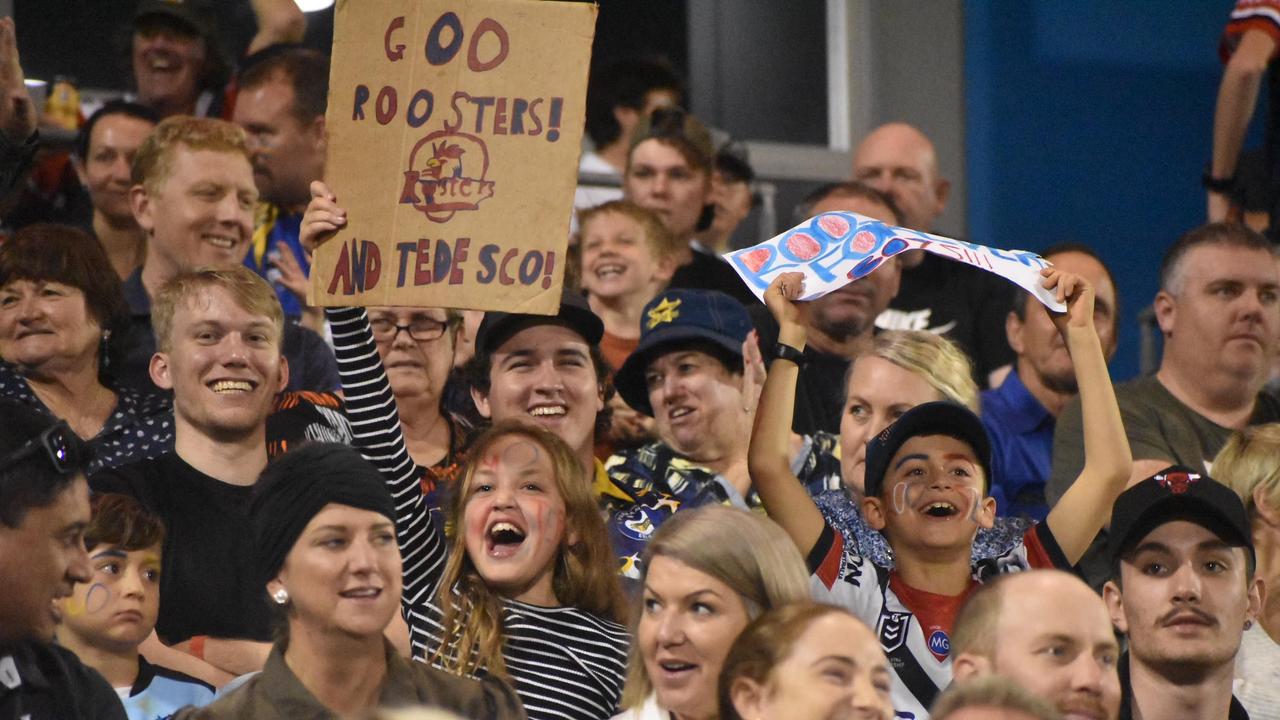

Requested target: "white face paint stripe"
[{"left": 888, "top": 480, "right": 985, "bottom": 525}]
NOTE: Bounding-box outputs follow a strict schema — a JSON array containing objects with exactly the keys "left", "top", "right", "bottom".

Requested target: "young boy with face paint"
[
  {"left": 749, "top": 268, "right": 1132, "bottom": 719},
  {"left": 54, "top": 494, "right": 216, "bottom": 719}
]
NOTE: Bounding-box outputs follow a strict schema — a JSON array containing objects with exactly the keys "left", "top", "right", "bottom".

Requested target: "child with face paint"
[
  {"left": 322, "top": 315, "right": 631, "bottom": 720},
  {"left": 749, "top": 268, "right": 1132, "bottom": 719},
  {"left": 54, "top": 494, "right": 217, "bottom": 719}
]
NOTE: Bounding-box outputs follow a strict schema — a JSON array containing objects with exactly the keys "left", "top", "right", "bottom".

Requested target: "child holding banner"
[
  {"left": 748, "top": 268, "right": 1131, "bottom": 719},
  {"left": 301, "top": 187, "right": 631, "bottom": 720}
]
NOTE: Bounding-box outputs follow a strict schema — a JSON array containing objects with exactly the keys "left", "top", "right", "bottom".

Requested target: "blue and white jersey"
[{"left": 120, "top": 657, "right": 214, "bottom": 720}]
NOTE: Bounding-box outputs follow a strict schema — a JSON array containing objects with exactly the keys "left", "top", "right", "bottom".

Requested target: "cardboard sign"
[
  {"left": 726, "top": 212, "right": 1066, "bottom": 312},
  {"left": 308, "top": 0, "right": 597, "bottom": 314}
]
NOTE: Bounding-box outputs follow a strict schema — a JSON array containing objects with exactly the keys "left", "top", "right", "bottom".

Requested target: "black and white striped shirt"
[{"left": 327, "top": 307, "right": 631, "bottom": 720}]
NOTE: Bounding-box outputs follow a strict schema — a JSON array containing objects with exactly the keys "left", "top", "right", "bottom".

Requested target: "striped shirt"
[{"left": 327, "top": 307, "right": 631, "bottom": 720}]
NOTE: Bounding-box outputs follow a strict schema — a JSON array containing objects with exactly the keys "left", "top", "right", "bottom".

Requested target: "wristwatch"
[
  {"left": 773, "top": 342, "right": 807, "bottom": 367},
  {"left": 1202, "top": 170, "right": 1235, "bottom": 194}
]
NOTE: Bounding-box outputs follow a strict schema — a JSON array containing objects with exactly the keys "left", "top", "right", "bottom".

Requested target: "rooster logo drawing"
[{"left": 400, "top": 131, "right": 495, "bottom": 223}]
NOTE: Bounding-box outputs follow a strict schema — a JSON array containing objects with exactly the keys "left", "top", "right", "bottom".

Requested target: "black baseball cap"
[
  {"left": 474, "top": 289, "right": 603, "bottom": 357},
  {"left": 134, "top": 0, "right": 218, "bottom": 39},
  {"left": 613, "top": 289, "right": 753, "bottom": 416},
  {"left": 863, "top": 401, "right": 992, "bottom": 499},
  {"left": 1109, "top": 465, "right": 1254, "bottom": 567}
]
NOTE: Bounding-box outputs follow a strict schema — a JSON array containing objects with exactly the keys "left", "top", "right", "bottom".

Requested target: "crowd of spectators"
[{"left": 2, "top": 2, "right": 1280, "bottom": 720}]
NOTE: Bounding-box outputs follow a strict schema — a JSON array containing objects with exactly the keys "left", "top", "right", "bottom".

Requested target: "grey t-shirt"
[{"left": 1047, "top": 374, "right": 1280, "bottom": 588}]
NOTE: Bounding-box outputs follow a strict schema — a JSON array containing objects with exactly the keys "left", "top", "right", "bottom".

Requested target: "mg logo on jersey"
[
  {"left": 927, "top": 629, "right": 950, "bottom": 661},
  {"left": 877, "top": 611, "right": 912, "bottom": 652}
]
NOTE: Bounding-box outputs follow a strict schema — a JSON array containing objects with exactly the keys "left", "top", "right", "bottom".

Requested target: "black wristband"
[
  {"left": 1202, "top": 170, "right": 1235, "bottom": 194},
  {"left": 773, "top": 342, "right": 807, "bottom": 366}
]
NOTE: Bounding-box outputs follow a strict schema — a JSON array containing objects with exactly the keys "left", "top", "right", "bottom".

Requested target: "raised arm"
[
  {"left": 302, "top": 182, "right": 447, "bottom": 608},
  {"left": 1209, "top": 29, "right": 1276, "bottom": 221},
  {"left": 1042, "top": 268, "right": 1132, "bottom": 564},
  {"left": 246, "top": 0, "right": 306, "bottom": 56},
  {"left": 747, "top": 272, "right": 828, "bottom": 556}
]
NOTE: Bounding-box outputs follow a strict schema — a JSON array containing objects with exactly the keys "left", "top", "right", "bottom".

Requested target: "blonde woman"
[
  {"left": 614, "top": 505, "right": 811, "bottom": 720},
  {"left": 1214, "top": 424, "right": 1280, "bottom": 718}
]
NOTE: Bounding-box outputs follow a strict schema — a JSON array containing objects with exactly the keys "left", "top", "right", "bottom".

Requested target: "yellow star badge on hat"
[{"left": 646, "top": 297, "right": 682, "bottom": 329}]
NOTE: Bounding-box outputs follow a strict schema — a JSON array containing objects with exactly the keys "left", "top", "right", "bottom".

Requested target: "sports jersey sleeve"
[
  {"left": 1221, "top": 0, "right": 1280, "bottom": 62},
  {"left": 973, "top": 522, "right": 1071, "bottom": 582},
  {"left": 325, "top": 307, "right": 448, "bottom": 611},
  {"left": 806, "top": 522, "right": 884, "bottom": 622}
]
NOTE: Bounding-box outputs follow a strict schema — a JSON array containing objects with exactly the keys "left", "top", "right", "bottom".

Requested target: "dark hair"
[
  {"left": 1160, "top": 222, "right": 1278, "bottom": 294},
  {"left": 238, "top": 46, "right": 330, "bottom": 124},
  {"left": 75, "top": 100, "right": 160, "bottom": 161},
  {"left": 0, "top": 224, "right": 130, "bottom": 384},
  {"left": 628, "top": 106, "right": 714, "bottom": 174},
  {"left": 1011, "top": 242, "right": 1121, "bottom": 332},
  {"left": 465, "top": 341, "right": 614, "bottom": 439},
  {"left": 84, "top": 493, "right": 165, "bottom": 553},
  {"left": 585, "top": 57, "right": 684, "bottom": 147},
  {"left": 793, "top": 181, "right": 902, "bottom": 225},
  {"left": 0, "top": 400, "right": 90, "bottom": 528}
]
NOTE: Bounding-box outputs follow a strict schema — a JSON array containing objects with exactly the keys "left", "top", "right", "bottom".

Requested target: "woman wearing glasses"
[
  {"left": 0, "top": 223, "right": 172, "bottom": 474},
  {"left": 361, "top": 306, "right": 471, "bottom": 511}
]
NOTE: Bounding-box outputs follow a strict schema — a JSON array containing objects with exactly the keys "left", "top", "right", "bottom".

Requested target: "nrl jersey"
[{"left": 807, "top": 521, "right": 1068, "bottom": 719}]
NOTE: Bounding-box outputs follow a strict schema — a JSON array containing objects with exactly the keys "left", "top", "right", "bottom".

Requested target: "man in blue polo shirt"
[{"left": 981, "top": 243, "right": 1118, "bottom": 520}]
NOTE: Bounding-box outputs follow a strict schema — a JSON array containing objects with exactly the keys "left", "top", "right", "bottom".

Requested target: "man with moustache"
[
  {"left": 952, "top": 569, "right": 1122, "bottom": 720},
  {"left": 1049, "top": 223, "right": 1280, "bottom": 588},
  {"left": 1103, "top": 467, "right": 1260, "bottom": 719},
  {"left": 750, "top": 181, "right": 902, "bottom": 435}
]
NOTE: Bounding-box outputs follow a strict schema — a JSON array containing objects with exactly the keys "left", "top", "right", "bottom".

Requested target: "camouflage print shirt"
[{"left": 601, "top": 433, "right": 843, "bottom": 578}]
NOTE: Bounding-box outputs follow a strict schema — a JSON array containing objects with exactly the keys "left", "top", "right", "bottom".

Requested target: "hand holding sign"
[
  {"left": 1039, "top": 266, "right": 1096, "bottom": 338},
  {"left": 726, "top": 212, "right": 1067, "bottom": 314}
]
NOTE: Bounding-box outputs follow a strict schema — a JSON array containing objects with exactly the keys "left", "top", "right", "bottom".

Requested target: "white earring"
[{"left": 272, "top": 588, "right": 289, "bottom": 605}]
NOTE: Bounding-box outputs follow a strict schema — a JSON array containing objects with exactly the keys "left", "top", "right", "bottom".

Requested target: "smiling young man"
[
  {"left": 117, "top": 115, "right": 336, "bottom": 395},
  {"left": 1103, "top": 467, "right": 1261, "bottom": 720},
  {"left": 467, "top": 291, "right": 611, "bottom": 485},
  {"left": 0, "top": 400, "right": 126, "bottom": 719},
  {"left": 91, "top": 266, "right": 290, "bottom": 681}
]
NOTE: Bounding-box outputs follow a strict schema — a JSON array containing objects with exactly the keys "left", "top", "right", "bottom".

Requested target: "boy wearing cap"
[
  {"left": 603, "top": 288, "right": 841, "bottom": 577},
  {"left": 750, "top": 268, "right": 1132, "bottom": 719},
  {"left": 1103, "top": 467, "right": 1261, "bottom": 720}
]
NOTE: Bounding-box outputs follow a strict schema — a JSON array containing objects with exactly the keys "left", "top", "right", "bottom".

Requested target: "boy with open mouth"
[{"left": 751, "top": 267, "right": 1132, "bottom": 719}]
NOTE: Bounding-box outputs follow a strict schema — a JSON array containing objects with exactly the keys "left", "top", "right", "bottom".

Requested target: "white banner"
[{"left": 726, "top": 212, "right": 1066, "bottom": 312}]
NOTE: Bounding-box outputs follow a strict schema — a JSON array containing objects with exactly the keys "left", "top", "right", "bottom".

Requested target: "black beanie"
[{"left": 250, "top": 443, "right": 397, "bottom": 586}]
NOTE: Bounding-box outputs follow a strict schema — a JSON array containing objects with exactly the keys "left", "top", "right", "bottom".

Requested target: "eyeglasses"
[
  {"left": 369, "top": 316, "right": 450, "bottom": 343},
  {"left": 0, "top": 420, "right": 80, "bottom": 475}
]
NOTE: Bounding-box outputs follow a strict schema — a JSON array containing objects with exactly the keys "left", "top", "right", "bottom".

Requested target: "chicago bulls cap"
[{"left": 1109, "top": 465, "right": 1254, "bottom": 567}]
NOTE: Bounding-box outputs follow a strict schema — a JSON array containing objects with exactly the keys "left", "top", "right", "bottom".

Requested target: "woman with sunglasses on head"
[
  {"left": 177, "top": 443, "right": 523, "bottom": 719},
  {"left": 0, "top": 224, "right": 172, "bottom": 474}
]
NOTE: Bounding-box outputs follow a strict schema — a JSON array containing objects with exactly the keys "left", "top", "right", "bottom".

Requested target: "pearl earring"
[{"left": 272, "top": 588, "right": 289, "bottom": 605}]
